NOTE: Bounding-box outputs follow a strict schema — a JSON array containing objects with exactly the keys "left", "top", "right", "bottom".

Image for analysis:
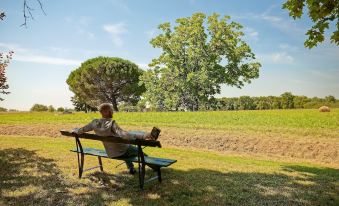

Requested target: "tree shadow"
[
  {"left": 0, "top": 148, "right": 106, "bottom": 206},
  {"left": 67, "top": 162, "right": 339, "bottom": 206},
  {"left": 0, "top": 148, "right": 338, "bottom": 206}
]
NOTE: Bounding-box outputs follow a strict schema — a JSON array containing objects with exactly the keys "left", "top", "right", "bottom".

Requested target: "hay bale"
[{"left": 318, "top": 106, "right": 330, "bottom": 112}]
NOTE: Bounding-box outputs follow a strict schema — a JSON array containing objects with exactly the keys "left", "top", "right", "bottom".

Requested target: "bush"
[
  {"left": 48, "top": 105, "right": 55, "bottom": 112},
  {"left": 118, "top": 102, "right": 138, "bottom": 112},
  {"left": 0, "top": 107, "right": 7, "bottom": 112},
  {"left": 62, "top": 108, "right": 74, "bottom": 114},
  {"left": 8, "top": 109, "right": 19, "bottom": 112},
  {"left": 57, "top": 107, "right": 65, "bottom": 112},
  {"left": 30, "top": 104, "right": 48, "bottom": 112}
]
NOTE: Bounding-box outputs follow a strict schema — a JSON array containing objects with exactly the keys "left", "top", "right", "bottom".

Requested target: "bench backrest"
[{"left": 60, "top": 130, "right": 162, "bottom": 148}]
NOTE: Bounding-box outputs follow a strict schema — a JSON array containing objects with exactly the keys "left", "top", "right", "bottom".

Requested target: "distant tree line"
[
  {"left": 115, "top": 92, "right": 338, "bottom": 112},
  {"left": 0, "top": 93, "right": 336, "bottom": 113},
  {"left": 207, "top": 92, "right": 338, "bottom": 111},
  {"left": 29, "top": 104, "right": 69, "bottom": 112}
]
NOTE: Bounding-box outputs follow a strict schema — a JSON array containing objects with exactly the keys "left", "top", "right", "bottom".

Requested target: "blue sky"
[{"left": 1, "top": 0, "right": 338, "bottom": 110}]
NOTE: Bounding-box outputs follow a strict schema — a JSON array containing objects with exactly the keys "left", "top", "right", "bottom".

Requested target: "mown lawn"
[{"left": 0, "top": 135, "right": 338, "bottom": 206}]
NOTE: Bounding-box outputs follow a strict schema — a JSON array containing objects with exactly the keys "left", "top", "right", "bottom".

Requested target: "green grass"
[
  {"left": 1, "top": 109, "right": 338, "bottom": 129},
  {"left": 0, "top": 135, "right": 338, "bottom": 206}
]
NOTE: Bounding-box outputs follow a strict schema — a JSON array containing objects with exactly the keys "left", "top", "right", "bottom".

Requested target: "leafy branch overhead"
[
  {"left": 141, "top": 12, "right": 261, "bottom": 111},
  {"left": 283, "top": 0, "right": 339, "bottom": 48}
]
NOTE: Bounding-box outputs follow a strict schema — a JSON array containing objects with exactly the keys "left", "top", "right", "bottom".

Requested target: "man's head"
[{"left": 98, "top": 103, "right": 113, "bottom": 118}]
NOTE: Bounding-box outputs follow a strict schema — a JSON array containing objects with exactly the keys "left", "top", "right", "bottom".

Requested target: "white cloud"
[
  {"left": 77, "top": 28, "right": 95, "bottom": 39},
  {"left": 233, "top": 6, "right": 305, "bottom": 36},
  {"left": 103, "top": 23, "right": 127, "bottom": 47},
  {"left": 259, "top": 4, "right": 302, "bottom": 34},
  {"left": 278, "top": 43, "right": 301, "bottom": 53},
  {"left": 48, "top": 46, "right": 70, "bottom": 53},
  {"left": 244, "top": 27, "right": 259, "bottom": 41},
  {"left": 0, "top": 42, "right": 27, "bottom": 52},
  {"left": 1, "top": 42, "right": 81, "bottom": 66},
  {"left": 14, "top": 54, "right": 81, "bottom": 66},
  {"left": 64, "top": 16, "right": 95, "bottom": 39},
  {"left": 257, "top": 51, "right": 295, "bottom": 64},
  {"left": 261, "top": 13, "right": 303, "bottom": 35},
  {"left": 271, "top": 52, "right": 294, "bottom": 64}
]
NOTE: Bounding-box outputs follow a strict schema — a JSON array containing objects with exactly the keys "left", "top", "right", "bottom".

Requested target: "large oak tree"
[{"left": 141, "top": 12, "right": 261, "bottom": 111}]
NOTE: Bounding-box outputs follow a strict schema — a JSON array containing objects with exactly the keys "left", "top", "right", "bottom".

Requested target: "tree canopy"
[
  {"left": 67, "top": 57, "right": 145, "bottom": 111},
  {"left": 283, "top": 0, "right": 339, "bottom": 48},
  {"left": 141, "top": 12, "right": 261, "bottom": 111}
]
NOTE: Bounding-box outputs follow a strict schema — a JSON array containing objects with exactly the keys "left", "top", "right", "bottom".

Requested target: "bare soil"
[{"left": 0, "top": 123, "right": 338, "bottom": 166}]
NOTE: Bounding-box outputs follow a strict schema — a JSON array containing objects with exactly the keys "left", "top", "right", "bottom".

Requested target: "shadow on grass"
[
  {"left": 0, "top": 148, "right": 338, "bottom": 206},
  {"left": 0, "top": 148, "right": 105, "bottom": 205}
]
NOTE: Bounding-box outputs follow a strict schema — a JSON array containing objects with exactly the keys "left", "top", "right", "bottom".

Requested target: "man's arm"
[
  {"left": 72, "top": 120, "right": 95, "bottom": 135},
  {"left": 112, "top": 122, "right": 151, "bottom": 140}
]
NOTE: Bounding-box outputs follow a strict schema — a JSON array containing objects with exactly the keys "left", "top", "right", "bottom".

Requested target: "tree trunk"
[
  {"left": 193, "top": 97, "right": 199, "bottom": 111},
  {"left": 111, "top": 96, "right": 119, "bottom": 112}
]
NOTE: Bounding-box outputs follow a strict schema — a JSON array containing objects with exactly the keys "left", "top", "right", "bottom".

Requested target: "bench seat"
[{"left": 70, "top": 148, "right": 177, "bottom": 167}]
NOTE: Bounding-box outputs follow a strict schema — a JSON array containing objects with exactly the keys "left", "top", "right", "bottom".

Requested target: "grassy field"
[
  {"left": 0, "top": 135, "right": 338, "bottom": 206},
  {"left": 1, "top": 109, "right": 338, "bottom": 139},
  {"left": 0, "top": 110, "right": 338, "bottom": 205},
  {"left": 1, "top": 109, "right": 338, "bottom": 129}
]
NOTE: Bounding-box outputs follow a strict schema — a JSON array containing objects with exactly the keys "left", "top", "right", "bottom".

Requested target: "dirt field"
[{"left": 1, "top": 123, "right": 338, "bottom": 167}]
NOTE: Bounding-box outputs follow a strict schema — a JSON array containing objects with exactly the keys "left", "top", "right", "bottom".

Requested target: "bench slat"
[
  {"left": 70, "top": 148, "right": 177, "bottom": 167},
  {"left": 71, "top": 147, "right": 108, "bottom": 157},
  {"left": 61, "top": 130, "right": 161, "bottom": 148}
]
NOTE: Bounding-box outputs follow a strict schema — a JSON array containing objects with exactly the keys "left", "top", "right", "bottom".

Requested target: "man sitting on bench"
[{"left": 72, "top": 103, "right": 154, "bottom": 174}]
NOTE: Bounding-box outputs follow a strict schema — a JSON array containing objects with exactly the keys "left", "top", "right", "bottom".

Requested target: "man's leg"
[{"left": 123, "top": 145, "right": 138, "bottom": 174}]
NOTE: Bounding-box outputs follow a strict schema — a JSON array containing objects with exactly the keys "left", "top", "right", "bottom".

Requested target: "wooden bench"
[{"left": 60, "top": 130, "right": 176, "bottom": 189}]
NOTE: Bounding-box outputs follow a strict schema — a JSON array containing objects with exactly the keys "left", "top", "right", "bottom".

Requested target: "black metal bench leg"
[
  {"left": 139, "top": 163, "right": 146, "bottom": 189},
  {"left": 79, "top": 153, "right": 84, "bottom": 178},
  {"left": 157, "top": 168, "right": 162, "bottom": 183},
  {"left": 98, "top": 156, "right": 103, "bottom": 172}
]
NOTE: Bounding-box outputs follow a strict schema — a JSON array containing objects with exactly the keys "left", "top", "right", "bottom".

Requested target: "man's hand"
[{"left": 143, "top": 132, "right": 155, "bottom": 140}]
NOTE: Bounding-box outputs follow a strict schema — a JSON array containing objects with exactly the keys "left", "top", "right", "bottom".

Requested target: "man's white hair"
[{"left": 98, "top": 103, "right": 113, "bottom": 112}]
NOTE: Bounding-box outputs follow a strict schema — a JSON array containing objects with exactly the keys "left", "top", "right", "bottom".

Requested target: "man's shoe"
[{"left": 129, "top": 167, "right": 136, "bottom": 175}]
